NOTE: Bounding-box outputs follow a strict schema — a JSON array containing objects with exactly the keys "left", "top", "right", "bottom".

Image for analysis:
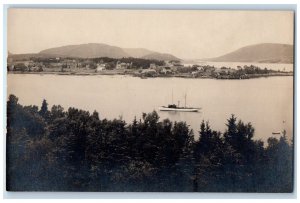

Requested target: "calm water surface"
[{"left": 7, "top": 74, "right": 293, "bottom": 143}]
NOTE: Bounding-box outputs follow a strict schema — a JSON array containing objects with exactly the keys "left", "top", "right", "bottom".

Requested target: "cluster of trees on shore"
[
  {"left": 6, "top": 95, "right": 293, "bottom": 192},
  {"left": 230, "top": 64, "right": 285, "bottom": 74},
  {"left": 237, "top": 65, "right": 275, "bottom": 74},
  {"left": 212, "top": 65, "right": 292, "bottom": 79}
]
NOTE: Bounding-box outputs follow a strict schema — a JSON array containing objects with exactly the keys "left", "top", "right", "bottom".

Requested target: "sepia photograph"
[{"left": 6, "top": 8, "right": 294, "bottom": 192}]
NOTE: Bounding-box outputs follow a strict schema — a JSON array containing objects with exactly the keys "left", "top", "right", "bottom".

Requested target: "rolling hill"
[
  {"left": 39, "top": 43, "right": 130, "bottom": 59},
  {"left": 207, "top": 43, "right": 293, "bottom": 64},
  {"left": 37, "top": 43, "right": 180, "bottom": 61}
]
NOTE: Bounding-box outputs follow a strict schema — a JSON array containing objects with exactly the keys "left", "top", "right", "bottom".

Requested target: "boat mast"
[
  {"left": 172, "top": 89, "right": 173, "bottom": 104},
  {"left": 184, "top": 93, "right": 187, "bottom": 108}
]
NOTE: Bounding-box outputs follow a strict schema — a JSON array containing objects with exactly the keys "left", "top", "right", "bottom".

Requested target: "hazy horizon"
[{"left": 8, "top": 9, "right": 294, "bottom": 59}]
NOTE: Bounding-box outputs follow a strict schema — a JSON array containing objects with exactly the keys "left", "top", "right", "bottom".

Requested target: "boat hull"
[{"left": 159, "top": 107, "right": 200, "bottom": 112}]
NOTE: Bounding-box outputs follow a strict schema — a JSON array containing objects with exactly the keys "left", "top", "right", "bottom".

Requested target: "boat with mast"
[{"left": 159, "top": 91, "right": 201, "bottom": 112}]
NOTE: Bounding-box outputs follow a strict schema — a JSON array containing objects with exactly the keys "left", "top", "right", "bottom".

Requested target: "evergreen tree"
[{"left": 40, "top": 99, "right": 49, "bottom": 119}]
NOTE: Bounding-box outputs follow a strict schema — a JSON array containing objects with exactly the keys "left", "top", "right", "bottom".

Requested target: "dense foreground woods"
[{"left": 6, "top": 95, "right": 293, "bottom": 192}]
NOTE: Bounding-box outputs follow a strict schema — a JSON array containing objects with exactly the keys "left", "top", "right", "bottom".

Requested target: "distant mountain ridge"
[
  {"left": 207, "top": 43, "right": 293, "bottom": 64},
  {"left": 37, "top": 43, "right": 180, "bottom": 61},
  {"left": 39, "top": 43, "right": 130, "bottom": 59}
]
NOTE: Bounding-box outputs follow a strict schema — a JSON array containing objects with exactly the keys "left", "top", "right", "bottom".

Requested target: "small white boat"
[
  {"left": 159, "top": 91, "right": 201, "bottom": 112},
  {"left": 159, "top": 105, "right": 200, "bottom": 112}
]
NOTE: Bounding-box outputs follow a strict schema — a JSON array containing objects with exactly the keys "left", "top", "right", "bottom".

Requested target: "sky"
[{"left": 7, "top": 9, "right": 294, "bottom": 59}]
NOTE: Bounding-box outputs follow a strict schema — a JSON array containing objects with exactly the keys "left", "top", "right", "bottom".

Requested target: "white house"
[
  {"left": 96, "top": 64, "right": 106, "bottom": 72},
  {"left": 161, "top": 67, "right": 172, "bottom": 75},
  {"left": 116, "top": 61, "right": 132, "bottom": 69}
]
